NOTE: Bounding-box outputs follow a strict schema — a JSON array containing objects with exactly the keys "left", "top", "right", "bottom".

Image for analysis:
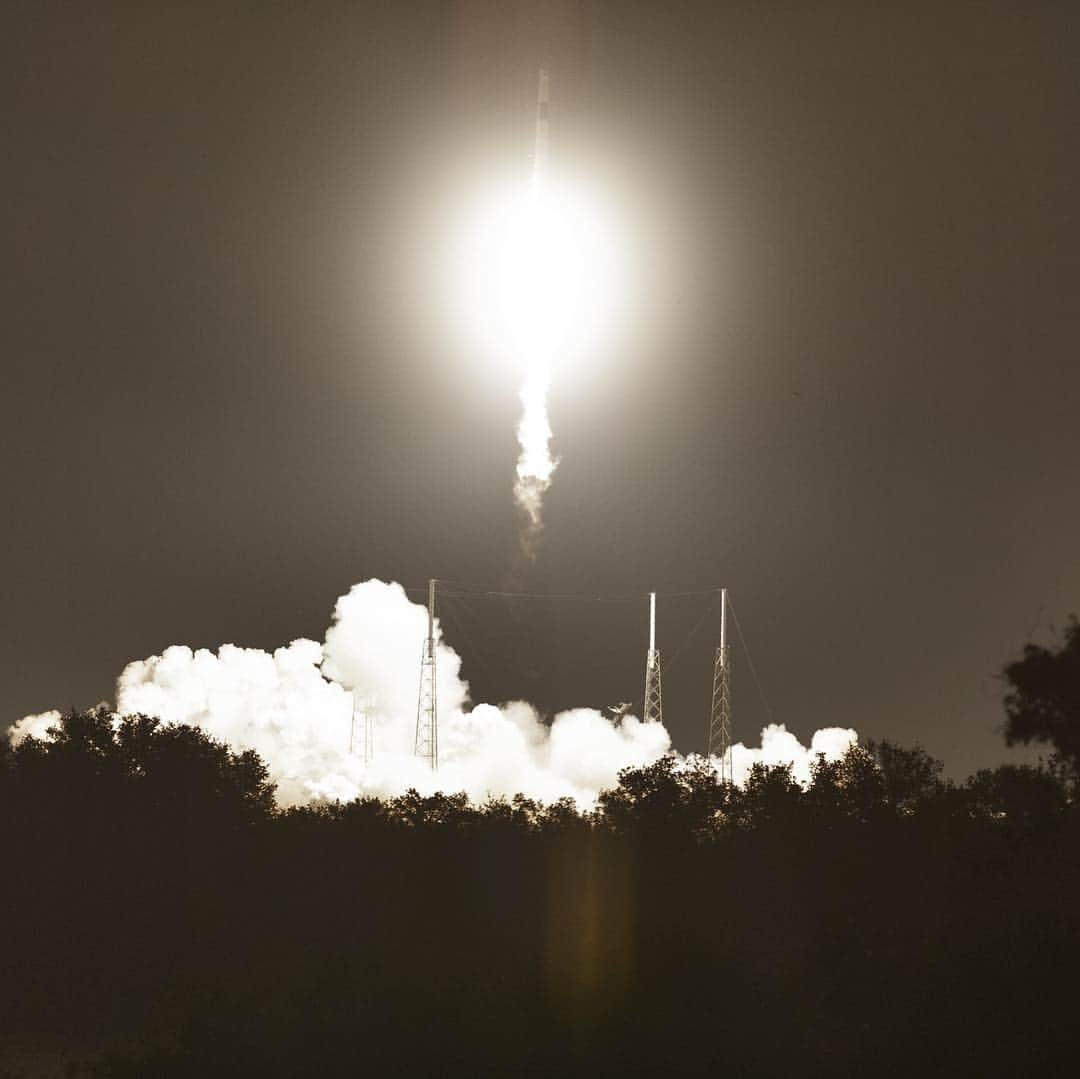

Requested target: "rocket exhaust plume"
[
  {"left": 454, "top": 68, "right": 623, "bottom": 562},
  {"left": 455, "top": 71, "right": 619, "bottom": 561},
  {"left": 514, "top": 360, "right": 557, "bottom": 557},
  {"left": 513, "top": 67, "right": 557, "bottom": 559}
]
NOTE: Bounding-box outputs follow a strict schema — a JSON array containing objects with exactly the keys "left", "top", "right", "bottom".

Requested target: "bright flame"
[
  {"left": 514, "top": 360, "right": 556, "bottom": 548},
  {"left": 455, "top": 177, "right": 622, "bottom": 374},
  {"left": 452, "top": 173, "right": 621, "bottom": 557}
]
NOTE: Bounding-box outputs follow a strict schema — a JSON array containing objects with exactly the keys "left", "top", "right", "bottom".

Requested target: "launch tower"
[
  {"left": 643, "top": 592, "right": 663, "bottom": 724},
  {"left": 351, "top": 692, "right": 374, "bottom": 767},
  {"left": 708, "top": 588, "right": 733, "bottom": 781},
  {"left": 414, "top": 578, "right": 438, "bottom": 769}
]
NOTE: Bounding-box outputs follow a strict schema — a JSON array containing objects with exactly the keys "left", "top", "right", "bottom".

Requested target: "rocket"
[{"left": 532, "top": 67, "right": 550, "bottom": 188}]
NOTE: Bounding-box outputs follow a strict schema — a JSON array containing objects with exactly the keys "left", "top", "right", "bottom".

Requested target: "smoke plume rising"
[
  {"left": 10, "top": 580, "right": 858, "bottom": 807},
  {"left": 513, "top": 363, "right": 558, "bottom": 558}
]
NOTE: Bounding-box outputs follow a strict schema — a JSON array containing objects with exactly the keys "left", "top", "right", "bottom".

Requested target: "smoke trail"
[
  {"left": 513, "top": 361, "right": 558, "bottom": 558},
  {"left": 456, "top": 72, "right": 620, "bottom": 561},
  {"left": 509, "top": 66, "right": 558, "bottom": 559}
]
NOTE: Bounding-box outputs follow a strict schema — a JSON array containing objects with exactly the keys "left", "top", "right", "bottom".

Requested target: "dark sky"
[{"left": 5, "top": 1, "right": 1078, "bottom": 778}]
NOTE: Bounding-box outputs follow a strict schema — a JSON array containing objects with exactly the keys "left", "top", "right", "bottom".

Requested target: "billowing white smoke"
[
  {"left": 513, "top": 363, "right": 558, "bottom": 557},
  {"left": 115, "top": 638, "right": 360, "bottom": 804},
  {"left": 113, "top": 580, "right": 668, "bottom": 807},
  {"left": 10, "top": 580, "right": 860, "bottom": 808},
  {"left": 724, "top": 724, "right": 858, "bottom": 787},
  {"left": 8, "top": 709, "right": 62, "bottom": 747}
]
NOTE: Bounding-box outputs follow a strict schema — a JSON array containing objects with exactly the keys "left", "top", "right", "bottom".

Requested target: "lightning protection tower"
[
  {"left": 643, "top": 592, "right": 663, "bottom": 724},
  {"left": 414, "top": 578, "right": 438, "bottom": 769},
  {"left": 708, "top": 588, "right": 733, "bottom": 781},
  {"left": 350, "top": 692, "right": 373, "bottom": 767}
]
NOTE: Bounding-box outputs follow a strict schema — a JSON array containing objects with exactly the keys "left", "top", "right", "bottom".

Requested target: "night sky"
[{"left": 6, "top": 1, "right": 1078, "bottom": 779}]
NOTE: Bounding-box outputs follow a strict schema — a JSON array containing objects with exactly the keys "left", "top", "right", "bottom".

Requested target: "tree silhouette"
[
  {"left": 728, "top": 760, "right": 803, "bottom": 829},
  {"left": 807, "top": 744, "right": 886, "bottom": 822},
  {"left": 4, "top": 695, "right": 1080, "bottom": 1077},
  {"left": 598, "top": 753, "right": 729, "bottom": 840},
  {"left": 9, "top": 707, "right": 276, "bottom": 825},
  {"left": 964, "top": 763, "right": 1068, "bottom": 832},
  {"left": 1003, "top": 615, "right": 1080, "bottom": 774},
  {"left": 866, "top": 738, "right": 948, "bottom": 813}
]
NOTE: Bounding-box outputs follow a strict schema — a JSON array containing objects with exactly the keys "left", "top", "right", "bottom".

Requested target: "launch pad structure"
[
  {"left": 642, "top": 591, "right": 663, "bottom": 725},
  {"left": 351, "top": 692, "right": 374, "bottom": 767},
  {"left": 413, "top": 578, "right": 736, "bottom": 775},
  {"left": 707, "top": 589, "right": 733, "bottom": 781},
  {"left": 414, "top": 578, "right": 438, "bottom": 769},
  {"left": 403, "top": 68, "right": 738, "bottom": 777}
]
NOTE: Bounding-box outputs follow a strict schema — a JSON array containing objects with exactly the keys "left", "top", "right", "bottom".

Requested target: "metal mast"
[
  {"left": 350, "top": 692, "right": 373, "bottom": 767},
  {"left": 708, "top": 588, "right": 733, "bottom": 781},
  {"left": 414, "top": 578, "right": 438, "bottom": 769},
  {"left": 643, "top": 592, "right": 663, "bottom": 724}
]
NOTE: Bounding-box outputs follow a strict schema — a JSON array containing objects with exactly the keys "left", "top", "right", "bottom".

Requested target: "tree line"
[{"left": 1, "top": 618, "right": 1078, "bottom": 1077}]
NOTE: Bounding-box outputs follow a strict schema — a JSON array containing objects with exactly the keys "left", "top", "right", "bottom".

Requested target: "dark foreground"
[{"left": 3, "top": 709, "right": 1079, "bottom": 1078}]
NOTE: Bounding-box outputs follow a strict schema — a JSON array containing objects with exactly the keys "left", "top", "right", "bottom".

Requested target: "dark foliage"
[
  {"left": 1003, "top": 616, "right": 1080, "bottom": 774},
  {"left": 2, "top": 709, "right": 1079, "bottom": 1078}
]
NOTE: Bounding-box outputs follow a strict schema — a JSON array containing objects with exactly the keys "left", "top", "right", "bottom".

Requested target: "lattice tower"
[
  {"left": 707, "top": 589, "right": 733, "bottom": 781},
  {"left": 643, "top": 592, "right": 663, "bottom": 724},
  {"left": 351, "top": 693, "right": 373, "bottom": 767},
  {"left": 414, "top": 578, "right": 438, "bottom": 769}
]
